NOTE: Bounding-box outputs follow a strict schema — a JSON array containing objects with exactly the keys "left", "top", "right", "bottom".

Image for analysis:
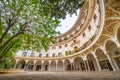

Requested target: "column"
[
  {"left": 95, "top": 57, "right": 101, "bottom": 71},
  {"left": 83, "top": 60, "right": 87, "bottom": 71},
  {"left": 106, "top": 54, "right": 116, "bottom": 71},
  {"left": 24, "top": 63, "right": 27, "bottom": 71},
  {"left": 24, "top": 60, "right": 28, "bottom": 71},
  {"left": 41, "top": 61, "right": 44, "bottom": 71},
  {"left": 33, "top": 64, "right": 36, "bottom": 71},
  {"left": 70, "top": 58, "right": 75, "bottom": 71},
  {"left": 71, "top": 62, "right": 73, "bottom": 71},
  {"left": 62, "top": 60, "right": 65, "bottom": 71},
  {"left": 86, "top": 60, "right": 90, "bottom": 71},
  {"left": 72, "top": 62, "right": 75, "bottom": 71},
  {"left": 79, "top": 62, "right": 81, "bottom": 71},
  {"left": 49, "top": 63, "right": 51, "bottom": 71},
  {"left": 33, "top": 60, "right": 36, "bottom": 71},
  {"left": 63, "top": 62, "right": 65, "bottom": 71},
  {"left": 56, "top": 63, "right": 58, "bottom": 71},
  {"left": 14, "top": 60, "right": 19, "bottom": 69},
  {"left": 14, "top": 62, "right": 17, "bottom": 69},
  {"left": 70, "top": 62, "right": 75, "bottom": 71},
  {"left": 49, "top": 61, "right": 51, "bottom": 71},
  {"left": 56, "top": 60, "right": 58, "bottom": 71}
]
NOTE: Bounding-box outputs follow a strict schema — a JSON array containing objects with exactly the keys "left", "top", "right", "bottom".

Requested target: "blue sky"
[{"left": 56, "top": 10, "right": 79, "bottom": 34}]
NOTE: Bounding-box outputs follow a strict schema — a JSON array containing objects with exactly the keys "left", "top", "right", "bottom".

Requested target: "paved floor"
[{"left": 0, "top": 71, "right": 120, "bottom": 80}]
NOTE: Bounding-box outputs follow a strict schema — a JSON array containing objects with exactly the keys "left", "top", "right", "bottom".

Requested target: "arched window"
[
  {"left": 39, "top": 54, "right": 42, "bottom": 57},
  {"left": 94, "top": 14, "right": 97, "bottom": 22},
  {"left": 30, "top": 53, "right": 35, "bottom": 57},
  {"left": 46, "top": 54, "right": 49, "bottom": 57},
  {"left": 52, "top": 53, "right": 55, "bottom": 57},
  {"left": 59, "top": 46, "right": 62, "bottom": 49},
  {"left": 59, "top": 39, "right": 62, "bottom": 42},
  {"left": 82, "top": 32, "right": 86, "bottom": 37},
  {"left": 88, "top": 25, "right": 92, "bottom": 31},
  {"left": 65, "top": 44, "right": 68, "bottom": 47},
  {"left": 22, "top": 52, "right": 27, "bottom": 57},
  {"left": 58, "top": 52, "right": 62, "bottom": 57}
]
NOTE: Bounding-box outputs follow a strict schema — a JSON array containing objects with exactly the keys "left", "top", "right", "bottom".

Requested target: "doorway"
[{"left": 45, "top": 65, "right": 48, "bottom": 71}]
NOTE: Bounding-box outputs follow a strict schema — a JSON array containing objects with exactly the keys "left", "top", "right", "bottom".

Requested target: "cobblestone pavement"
[{"left": 0, "top": 71, "right": 120, "bottom": 80}]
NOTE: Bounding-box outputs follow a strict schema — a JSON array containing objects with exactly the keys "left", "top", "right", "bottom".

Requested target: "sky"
[{"left": 56, "top": 10, "right": 79, "bottom": 34}]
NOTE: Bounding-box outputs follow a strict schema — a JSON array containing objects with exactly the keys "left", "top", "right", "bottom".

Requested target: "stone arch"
[
  {"left": 113, "top": 47, "right": 120, "bottom": 70},
  {"left": 117, "top": 26, "right": 120, "bottom": 43},
  {"left": 87, "top": 53, "right": 98, "bottom": 71},
  {"left": 43, "top": 61, "right": 49, "bottom": 71},
  {"left": 95, "top": 48, "right": 107, "bottom": 60},
  {"left": 27, "top": 60, "right": 34, "bottom": 71},
  {"left": 105, "top": 40, "right": 117, "bottom": 55},
  {"left": 95, "top": 48, "right": 113, "bottom": 71},
  {"left": 16, "top": 60, "right": 26, "bottom": 69},
  {"left": 105, "top": 40, "right": 120, "bottom": 70},
  {"left": 35, "top": 61, "right": 42, "bottom": 71},
  {"left": 104, "top": 39, "right": 118, "bottom": 49},
  {"left": 57, "top": 60, "right": 63, "bottom": 71},
  {"left": 64, "top": 59, "right": 71, "bottom": 71},
  {"left": 74, "top": 57, "right": 85, "bottom": 71},
  {"left": 50, "top": 60, "right": 56, "bottom": 71},
  {"left": 112, "top": 22, "right": 120, "bottom": 46}
]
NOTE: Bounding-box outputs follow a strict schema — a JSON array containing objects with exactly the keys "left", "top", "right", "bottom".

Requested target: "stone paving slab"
[{"left": 0, "top": 71, "right": 120, "bottom": 80}]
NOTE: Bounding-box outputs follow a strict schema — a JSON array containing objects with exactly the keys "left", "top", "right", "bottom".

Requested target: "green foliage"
[
  {"left": 40, "top": 0, "right": 84, "bottom": 19},
  {"left": 0, "top": 0, "right": 84, "bottom": 60},
  {"left": 0, "top": 52, "right": 15, "bottom": 68}
]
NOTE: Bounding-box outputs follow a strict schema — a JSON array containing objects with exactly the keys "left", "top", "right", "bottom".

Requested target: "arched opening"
[
  {"left": 87, "top": 53, "right": 97, "bottom": 71},
  {"left": 16, "top": 60, "right": 25, "bottom": 69},
  {"left": 105, "top": 40, "right": 120, "bottom": 70},
  {"left": 43, "top": 61, "right": 49, "bottom": 71},
  {"left": 65, "top": 59, "right": 71, "bottom": 71},
  {"left": 50, "top": 61, "right": 56, "bottom": 71},
  {"left": 57, "top": 60, "right": 63, "bottom": 71},
  {"left": 35, "top": 61, "right": 42, "bottom": 71},
  {"left": 114, "top": 47, "right": 120, "bottom": 70},
  {"left": 95, "top": 48, "right": 112, "bottom": 71},
  {"left": 27, "top": 60, "right": 34, "bottom": 71},
  {"left": 105, "top": 40, "right": 117, "bottom": 54},
  {"left": 74, "top": 57, "right": 85, "bottom": 71},
  {"left": 74, "top": 46, "right": 79, "bottom": 52},
  {"left": 117, "top": 27, "right": 120, "bottom": 43}
]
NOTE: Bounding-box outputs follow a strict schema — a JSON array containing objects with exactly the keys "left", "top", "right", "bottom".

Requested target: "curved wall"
[{"left": 14, "top": 0, "right": 120, "bottom": 71}]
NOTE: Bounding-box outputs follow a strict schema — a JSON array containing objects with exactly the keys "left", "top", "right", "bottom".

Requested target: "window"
[
  {"left": 58, "top": 52, "right": 62, "bottom": 57},
  {"left": 64, "top": 37, "right": 68, "bottom": 40},
  {"left": 82, "top": 32, "right": 86, "bottom": 37},
  {"left": 59, "top": 39, "right": 62, "bottom": 42},
  {"left": 52, "top": 53, "right": 55, "bottom": 57},
  {"left": 65, "top": 44, "right": 68, "bottom": 47},
  {"left": 73, "top": 40, "right": 76, "bottom": 43},
  {"left": 88, "top": 25, "right": 92, "bottom": 31},
  {"left": 115, "top": 51, "right": 120, "bottom": 55},
  {"left": 52, "top": 46, "right": 56, "bottom": 50},
  {"left": 65, "top": 51, "right": 68, "bottom": 55},
  {"left": 39, "top": 54, "right": 42, "bottom": 57},
  {"left": 30, "top": 53, "right": 35, "bottom": 57},
  {"left": 74, "top": 46, "right": 79, "bottom": 52},
  {"left": 22, "top": 52, "right": 27, "bottom": 57},
  {"left": 59, "top": 46, "right": 62, "bottom": 49},
  {"left": 46, "top": 54, "right": 49, "bottom": 57},
  {"left": 94, "top": 14, "right": 97, "bottom": 22}
]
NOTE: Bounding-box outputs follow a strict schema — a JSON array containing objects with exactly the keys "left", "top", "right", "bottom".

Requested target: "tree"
[
  {"left": 0, "top": 51, "right": 15, "bottom": 68},
  {"left": 0, "top": 0, "right": 84, "bottom": 60}
]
